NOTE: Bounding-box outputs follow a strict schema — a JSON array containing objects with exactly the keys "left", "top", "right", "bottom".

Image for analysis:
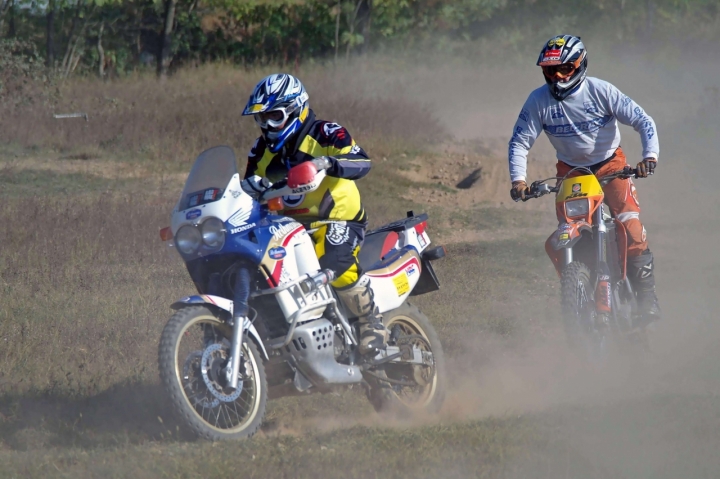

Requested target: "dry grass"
[
  {"left": 0, "top": 167, "right": 563, "bottom": 478},
  {"left": 0, "top": 183, "right": 555, "bottom": 396},
  {"left": 5, "top": 60, "right": 719, "bottom": 478},
  {"left": 0, "top": 192, "right": 183, "bottom": 396},
  {"left": 0, "top": 64, "right": 445, "bottom": 167},
  {"left": 0, "top": 66, "right": 558, "bottom": 474}
]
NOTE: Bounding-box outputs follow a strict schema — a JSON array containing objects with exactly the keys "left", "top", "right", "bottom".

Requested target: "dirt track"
[
  {"left": 405, "top": 48, "right": 720, "bottom": 476},
  {"left": 1, "top": 47, "right": 720, "bottom": 478}
]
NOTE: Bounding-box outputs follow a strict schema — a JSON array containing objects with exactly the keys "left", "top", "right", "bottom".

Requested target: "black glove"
[
  {"left": 636, "top": 158, "right": 657, "bottom": 178},
  {"left": 510, "top": 180, "right": 529, "bottom": 202}
]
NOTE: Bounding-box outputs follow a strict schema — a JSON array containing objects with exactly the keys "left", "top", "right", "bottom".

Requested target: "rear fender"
[
  {"left": 171, "top": 294, "right": 269, "bottom": 360},
  {"left": 545, "top": 221, "right": 592, "bottom": 275}
]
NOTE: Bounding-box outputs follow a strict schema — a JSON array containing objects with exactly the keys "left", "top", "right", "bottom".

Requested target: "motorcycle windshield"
[{"left": 178, "top": 146, "right": 238, "bottom": 211}]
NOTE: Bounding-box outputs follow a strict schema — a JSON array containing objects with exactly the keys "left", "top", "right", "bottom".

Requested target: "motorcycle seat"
[{"left": 358, "top": 230, "right": 399, "bottom": 271}]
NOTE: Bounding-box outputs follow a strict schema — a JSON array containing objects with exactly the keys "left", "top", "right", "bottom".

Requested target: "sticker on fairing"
[
  {"left": 393, "top": 273, "right": 410, "bottom": 296},
  {"left": 186, "top": 209, "right": 202, "bottom": 220},
  {"left": 268, "top": 246, "right": 287, "bottom": 260}
]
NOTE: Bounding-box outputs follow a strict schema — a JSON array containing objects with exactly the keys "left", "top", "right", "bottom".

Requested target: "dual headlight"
[
  {"left": 175, "top": 217, "right": 225, "bottom": 255},
  {"left": 565, "top": 198, "right": 590, "bottom": 218}
]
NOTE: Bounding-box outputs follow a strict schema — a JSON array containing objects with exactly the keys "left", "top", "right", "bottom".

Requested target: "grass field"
[
  {"left": 2, "top": 62, "right": 720, "bottom": 478},
  {"left": 0, "top": 148, "right": 561, "bottom": 477},
  {"left": 5, "top": 150, "right": 720, "bottom": 479}
]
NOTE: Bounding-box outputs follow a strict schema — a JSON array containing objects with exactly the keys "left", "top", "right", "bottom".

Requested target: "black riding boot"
[{"left": 628, "top": 249, "right": 661, "bottom": 327}]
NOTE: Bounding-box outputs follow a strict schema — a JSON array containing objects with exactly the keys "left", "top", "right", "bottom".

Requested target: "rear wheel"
[
  {"left": 158, "top": 306, "right": 267, "bottom": 440},
  {"left": 560, "top": 261, "right": 606, "bottom": 362},
  {"left": 365, "top": 303, "right": 446, "bottom": 417}
]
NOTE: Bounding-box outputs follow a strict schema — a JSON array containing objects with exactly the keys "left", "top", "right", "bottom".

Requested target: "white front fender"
[{"left": 171, "top": 294, "right": 269, "bottom": 359}]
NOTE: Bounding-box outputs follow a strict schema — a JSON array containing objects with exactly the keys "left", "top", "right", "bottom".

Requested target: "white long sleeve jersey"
[{"left": 508, "top": 77, "right": 659, "bottom": 182}]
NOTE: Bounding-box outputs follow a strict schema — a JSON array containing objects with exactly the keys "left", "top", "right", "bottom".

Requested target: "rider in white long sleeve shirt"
[{"left": 508, "top": 35, "right": 661, "bottom": 323}]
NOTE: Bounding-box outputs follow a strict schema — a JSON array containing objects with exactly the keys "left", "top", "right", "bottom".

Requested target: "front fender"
[
  {"left": 547, "top": 221, "right": 592, "bottom": 251},
  {"left": 545, "top": 221, "right": 592, "bottom": 275},
  {"left": 171, "top": 294, "right": 269, "bottom": 360}
]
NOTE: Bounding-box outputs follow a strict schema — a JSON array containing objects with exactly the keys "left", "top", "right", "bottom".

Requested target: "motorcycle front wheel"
[
  {"left": 158, "top": 305, "right": 267, "bottom": 440},
  {"left": 560, "top": 261, "right": 607, "bottom": 362}
]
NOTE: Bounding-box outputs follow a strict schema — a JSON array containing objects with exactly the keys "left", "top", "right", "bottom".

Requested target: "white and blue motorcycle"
[{"left": 158, "top": 146, "right": 447, "bottom": 440}]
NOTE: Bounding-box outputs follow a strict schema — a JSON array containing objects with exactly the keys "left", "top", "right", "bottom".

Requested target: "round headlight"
[
  {"left": 201, "top": 217, "right": 225, "bottom": 248},
  {"left": 176, "top": 225, "right": 202, "bottom": 255}
]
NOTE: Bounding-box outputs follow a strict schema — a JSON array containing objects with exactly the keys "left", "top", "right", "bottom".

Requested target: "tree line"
[{"left": 0, "top": 0, "right": 717, "bottom": 79}]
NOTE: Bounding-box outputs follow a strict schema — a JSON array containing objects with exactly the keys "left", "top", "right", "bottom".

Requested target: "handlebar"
[
  {"left": 258, "top": 179, "right": 287, "bottom": 201},
  {"left": 259, "top": 169, "right": 328, "bottom": 202},
  {"left": 522, "top": 181, "right": 558, "bottom": 201},
  {"left": 520, "top": 166, "right": 642, "bottom": 202}
]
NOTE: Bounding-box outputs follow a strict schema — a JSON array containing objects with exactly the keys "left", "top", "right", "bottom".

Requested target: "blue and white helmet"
[
  {"left": 537, "top": 35, "right": 588, "bottom": 101},
  {"left": 243, "top": 74, "right": 310, "bottom": 153}
]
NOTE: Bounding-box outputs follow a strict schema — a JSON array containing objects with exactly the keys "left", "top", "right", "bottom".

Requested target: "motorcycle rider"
[
  {"left": 508, "top": 35, "right": 661, "bottom": 326},
  {"left": 240, "top": 73, "right": 388, "bottom": 355}
]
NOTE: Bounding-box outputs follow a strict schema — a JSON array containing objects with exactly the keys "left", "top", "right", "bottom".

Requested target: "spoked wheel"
[
  {"left": 560, "top": 261, "right": 607, "bottom": 362},
  {"left": 365, "top": 303, "right": 446, "bottom": 417},
  {"left": 158, "top": 306, "right": 267, "bottom": 440}
]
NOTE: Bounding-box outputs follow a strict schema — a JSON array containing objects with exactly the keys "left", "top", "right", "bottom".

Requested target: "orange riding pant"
[{"left": 556, "top": 147, "right": 648, "bottom": 257}]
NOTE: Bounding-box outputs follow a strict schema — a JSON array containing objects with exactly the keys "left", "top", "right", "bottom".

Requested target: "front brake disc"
[{"left": 200, "top": 343, "right": 243, "bottom": 403}]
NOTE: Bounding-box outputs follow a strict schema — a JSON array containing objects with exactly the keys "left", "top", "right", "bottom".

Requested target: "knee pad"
[{"left": 628, "top": 249, "right": 654, "bottom": 280}]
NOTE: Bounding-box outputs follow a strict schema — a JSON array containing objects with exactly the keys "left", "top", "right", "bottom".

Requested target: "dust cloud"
[
  {"left": 226, "top": 44, "right": 720, "bottom": 476},
  {"left": 273, "top": 44, "right": 720, "bottom": 478},
  {"left": 395, "top": 44, "right": 720, "bottom": 477}
]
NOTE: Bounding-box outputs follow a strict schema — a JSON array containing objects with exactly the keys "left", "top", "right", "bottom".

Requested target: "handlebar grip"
[
  {"left": 522, "top": 189, "right": 542, "bottom": 201},
  {"left": 623, "top": 166, "right": 639, "bottom": 178},
  {"left": 258, "top": 179, "right": 286, "bottom": 201}
]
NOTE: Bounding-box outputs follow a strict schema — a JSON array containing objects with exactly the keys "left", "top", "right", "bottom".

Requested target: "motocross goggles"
[
  {"left": 542, "top": 63, "right": 577, "bottom": 79},
  {"left": 254, "top": 104, "right": 297, "bottom": 130}
]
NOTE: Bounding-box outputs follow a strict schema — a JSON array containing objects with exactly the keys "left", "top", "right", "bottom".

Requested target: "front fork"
[
  {"left": 594, "top": 205, "right": 612, "bottom": 318},
  {"left": 225, "top": 265, "right": 252, "bottom": 391},
  {"left": 225, "top": 315, "right": 246, "bottom": 390},
  {"left": 561, "top": 207, "right": 613, "bottom": 319}
]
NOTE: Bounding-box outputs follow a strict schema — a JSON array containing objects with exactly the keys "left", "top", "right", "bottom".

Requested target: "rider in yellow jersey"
[{"left": 241, "top": 73, "right": 388, "bottom": 355}]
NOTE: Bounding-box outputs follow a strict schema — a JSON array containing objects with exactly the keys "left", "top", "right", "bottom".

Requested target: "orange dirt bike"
[{"left": 523, "top": 166, "right": 649, "bottom": 359}]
